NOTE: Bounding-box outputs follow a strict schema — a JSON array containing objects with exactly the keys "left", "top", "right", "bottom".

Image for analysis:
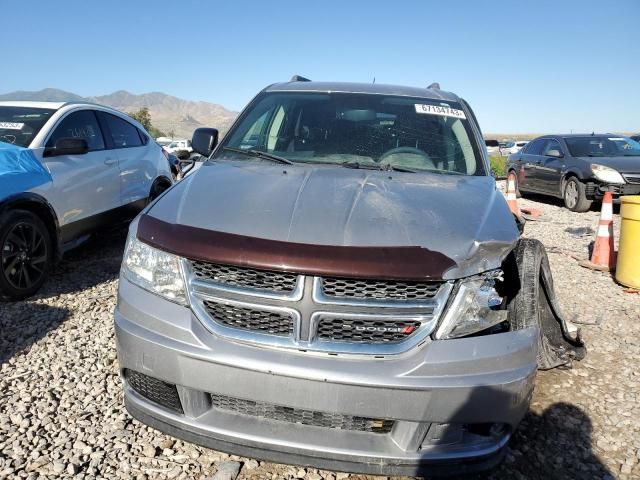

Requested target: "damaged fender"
[{"left": 503, "top": 237, "right": 586, "bottom": 369}]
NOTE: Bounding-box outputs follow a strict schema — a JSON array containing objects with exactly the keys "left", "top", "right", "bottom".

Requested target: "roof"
[
  {"left": 0, "top": 101, "right": 67, "bottom": 109},
  {"left": 264, "top": 81, "right": 461, "bottom": 102}
]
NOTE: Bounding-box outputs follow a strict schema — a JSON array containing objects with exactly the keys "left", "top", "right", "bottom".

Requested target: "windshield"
[
  {"left": 564, "top": 136, "right": 640, "bottom": 157},
  {"left": 0, "top": 106, "right": 56, "bottom": 147},
  {"left": 215, "top": 92, "right": 484, "bottom": 175}
]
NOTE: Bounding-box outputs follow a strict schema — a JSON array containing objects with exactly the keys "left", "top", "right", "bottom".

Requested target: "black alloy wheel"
[{"left": 0, "top": 210, "right": 52, "bottom": 300}]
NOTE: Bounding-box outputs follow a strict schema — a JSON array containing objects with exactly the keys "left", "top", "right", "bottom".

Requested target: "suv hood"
[
  {"left": 579, "top": 155, "right": 640, "bottom": 172},
  {"left": 147, "top": 161, "right": 520, "bottom": 279}
]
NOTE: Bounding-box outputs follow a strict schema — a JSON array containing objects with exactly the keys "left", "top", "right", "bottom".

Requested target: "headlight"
[
  {"left": 434, "top": 271, "right": 507, "bottom": 339},
  {"left": 121, "top": 234, "right": 187, "bottom": 305},
  {"left": 591, "top": 164, "right": 625, "bottom": 184}
]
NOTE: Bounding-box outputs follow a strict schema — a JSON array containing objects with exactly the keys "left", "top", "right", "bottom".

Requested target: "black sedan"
[{"left": 507, "top": 134, "right": 640, "bottom": 212}]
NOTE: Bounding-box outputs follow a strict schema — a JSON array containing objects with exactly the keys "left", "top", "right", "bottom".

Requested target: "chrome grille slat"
[
  {"left": 322, "top": 277, "right": 441, "bottom": 300},
  {"left": 186, "top": 259, "right": 452, "bottom": 355},
  {"left": 316, "top": 317, "right": 422, "bottom": 343},
  {"left": 210, "top": 393, "right": 393, "bottom": 433},
  {"left": 202, "top": 300, "right": 294, "bottom": 336},
  {"left": 191, "top": 261, "right": 298, "bottom": 293}
]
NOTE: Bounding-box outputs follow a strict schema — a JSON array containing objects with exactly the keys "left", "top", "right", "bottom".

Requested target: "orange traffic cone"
[
  {"left": 506, "top": 172, "right": 521, "bottom": 216},
  {"left": 579, "top": 192, "right": 616, "bottom": 271}
]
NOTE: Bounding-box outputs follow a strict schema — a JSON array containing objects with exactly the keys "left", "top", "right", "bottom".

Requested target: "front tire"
[
  {"left": 0, "top": 210, "right": 53, "bottom": 301},
  {"left": 563, "top": 177, "right": 592, "bottom": 212}
]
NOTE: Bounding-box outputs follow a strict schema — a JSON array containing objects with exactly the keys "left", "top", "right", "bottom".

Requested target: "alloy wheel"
[
  {"left": 2, "top": 221, "right": 49, "bottom": 291},
  {"left": 564, "top": 182, "right": 578, "bottom": 209}
]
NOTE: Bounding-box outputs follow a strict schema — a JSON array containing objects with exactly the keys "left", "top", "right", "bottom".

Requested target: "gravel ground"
[{"left": 1, "top": 187, "right": 639, "bottom": 480}]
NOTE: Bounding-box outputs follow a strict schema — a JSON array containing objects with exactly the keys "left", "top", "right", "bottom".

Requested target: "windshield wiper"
[
  {"left": 341, "top": 161, "right": 417, "bottom": 173},
  {"left": 382, "top": 164, "right": 417, "bottom": 173},
  {"left": 222, "top": 146, "right": 293, "bottom": 165},
  {"left": 341, "top": 161, "right": 381, "bottom": 170}
]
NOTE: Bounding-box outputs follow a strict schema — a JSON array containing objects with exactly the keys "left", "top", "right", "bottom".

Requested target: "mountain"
[{"left": 0, "top": 88, "right": 238, "bottom": 139}]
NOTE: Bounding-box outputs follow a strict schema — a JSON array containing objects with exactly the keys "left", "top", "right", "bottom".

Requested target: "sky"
[{"left": 1, "top": 0, "right": 638, "bottom": 133}]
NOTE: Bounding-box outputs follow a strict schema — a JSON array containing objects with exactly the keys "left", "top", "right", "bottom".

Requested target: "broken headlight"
[
  {"left": 434, "top": 270, "right": 507, "bottom": 339},
  {"left": 121, "top": 233, "right": 187, "bottom": 305}
]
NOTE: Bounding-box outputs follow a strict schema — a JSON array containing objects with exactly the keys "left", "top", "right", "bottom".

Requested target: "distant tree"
[{"left": 128, "top": 107, "right": 166, "bottom": 138}]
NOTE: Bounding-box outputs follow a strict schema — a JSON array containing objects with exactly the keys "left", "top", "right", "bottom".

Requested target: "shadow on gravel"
[
  {"left": 37, "top": 228, "right": 127, "bottom": 299},
  {"left": 521, "top": 192, "right": 620, "bottom": 215},
  {"left": 468, "top": 402, "right": 612, "bottom": 480},
  {"left": 0, "top": 229, "right": 126, "bottom": 364},
  {"left": 0, "top": 303, "right": 70, "bottom": 364}
]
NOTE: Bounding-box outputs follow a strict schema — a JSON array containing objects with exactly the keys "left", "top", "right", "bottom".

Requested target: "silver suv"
[{"left": 114, "top": 79, "right": 584, "bottom": 476}]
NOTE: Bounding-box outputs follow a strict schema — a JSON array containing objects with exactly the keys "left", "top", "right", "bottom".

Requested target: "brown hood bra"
[{"left": 137, "top": 214, "right": 456, "bottom": 281}]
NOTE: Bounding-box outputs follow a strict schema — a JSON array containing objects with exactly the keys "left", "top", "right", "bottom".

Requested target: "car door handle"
[{"left": 104, "top": 158, "right": 118, "bottom": 166}]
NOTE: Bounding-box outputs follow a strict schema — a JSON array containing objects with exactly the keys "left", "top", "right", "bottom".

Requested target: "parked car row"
[
  {"left": 485, "top": 139, "right": 529, "bottom": 156},
  {"left": 507, "top": 134, "right": 640, "bottom": 212},
  {"left": 0, "top": 79, "right": 590, "bottom": 477}
]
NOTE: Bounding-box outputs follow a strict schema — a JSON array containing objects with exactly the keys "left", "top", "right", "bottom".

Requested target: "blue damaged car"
[{"left": 0, "top": 101, "right": 173, "bottom": 300}]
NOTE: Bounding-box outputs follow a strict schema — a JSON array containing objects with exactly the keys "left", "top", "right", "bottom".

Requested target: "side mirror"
[
  {"left": 192, "top": 128, "right": 219, "bottom": 157},
  {"left": 547, "top": 149, "right": 563, "bottom": 158},
  {"left": 44, "top": 138, "right": 89, "bottom": 157}
]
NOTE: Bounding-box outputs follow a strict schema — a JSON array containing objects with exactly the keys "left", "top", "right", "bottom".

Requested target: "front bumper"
[
  {"left": 114, "top": 278, "right": 538, "bottom": 477},
  {"left": 588, "top": 181, "right": 640, "bottom": 199}
]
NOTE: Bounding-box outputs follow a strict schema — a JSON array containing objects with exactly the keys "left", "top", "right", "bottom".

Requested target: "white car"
[
  {"left": 501, "top": 140, "right": 529, "bottom": 155},
  {"left": 0, "top": 101, "right": 173, "bottom": 300},
  {"left": 164, "top": 139, "right": 193, "bottom": 156}
]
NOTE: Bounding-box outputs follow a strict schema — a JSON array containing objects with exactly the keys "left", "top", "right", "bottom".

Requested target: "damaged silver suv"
[{"left": 114, "top": 78, "right": 585, "bottom": 476}]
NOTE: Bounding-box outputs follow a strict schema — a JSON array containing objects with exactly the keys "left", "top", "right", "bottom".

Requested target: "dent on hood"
[{"left": 442, "top": 186, "right": 520, "bottom": 280}]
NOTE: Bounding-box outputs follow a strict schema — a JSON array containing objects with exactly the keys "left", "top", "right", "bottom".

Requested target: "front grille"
[
  {"left": 203, "top": 300, "right": 293, "bottom": 336},
  {"left": 210, "top": 393, "right": 394, "bottom": 433},
  {"left": 623, "top": 174, "right": 640, "bottom": 184},
  {"left": 125, "top": 370, "right": 183, "bottom": 414},
  {"left": 322, "top": 277, "right": 441, "bottom": 300},
  {"left": 316, "top": 317, "right": 422, "bottom": 343},
  {"left": 191, "top": 261, "right": 298, "bottom": 293}
]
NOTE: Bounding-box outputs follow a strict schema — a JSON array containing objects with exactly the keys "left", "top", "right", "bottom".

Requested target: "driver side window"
[{"left": 46, "top": 110, "right": 105, "bottom": 151}]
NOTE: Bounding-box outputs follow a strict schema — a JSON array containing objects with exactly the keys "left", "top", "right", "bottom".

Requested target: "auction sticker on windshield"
[
  {"left": 0, "top": 122, "right": 24, "bottom": 130},
  {"left": 414, "top": 104, "right": 466, "bottom": 120}
]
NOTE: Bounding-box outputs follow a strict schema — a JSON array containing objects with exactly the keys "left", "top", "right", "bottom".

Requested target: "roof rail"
[
  {"left": 290, "top": 75, "right": 311, "bottom": 82},
  {"left": 427, "top": 82, "right": 440, "bottom": 90}
]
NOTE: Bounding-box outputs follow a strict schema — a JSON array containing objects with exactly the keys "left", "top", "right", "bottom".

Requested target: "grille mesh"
[
  {"left": 203, "top": 300, "right": 293, "bottom": 336},
  {"left": 322, "top": 277, "right": 441, "bottom": 300},
  {"left": 191, "top": 261, "right": 298, "bottom": 293},
  {"left": 126, "top": 370, "right": 183, "bottom": 413},
  {"left": 623, "top": 174, "right": 640, "bottom": 184},
  {"left": 316, "top": 317, "right": 422, "bottom": 343},
  {"left": 210, "top": 393, "right": 393, "bottom": 433}
]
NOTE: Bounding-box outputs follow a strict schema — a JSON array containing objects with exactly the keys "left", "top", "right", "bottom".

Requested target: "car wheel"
[
  {"left": 149, "top": 179, "right": 171, "bottom": 202},
  {"left": 0, "top": 210, "right": 53, "bottom": 301},
  {"left": 503, "top": 238, "right": 585, "bottom": 369},
  {"left": 563, "top": 177, "right": 592, "bottom": 212}
]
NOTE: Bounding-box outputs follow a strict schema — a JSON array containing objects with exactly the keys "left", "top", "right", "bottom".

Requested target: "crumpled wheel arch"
[{"left": 503, "top": 237, "right": 586, "bottom": 370}]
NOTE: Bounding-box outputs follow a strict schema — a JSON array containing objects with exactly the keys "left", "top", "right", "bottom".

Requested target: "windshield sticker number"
[
  {"left": 0, "top": 122, "right": 25, "bottom": 130},
  {"left": 414, "top": 104, "right": 466, "bottom": 120}
]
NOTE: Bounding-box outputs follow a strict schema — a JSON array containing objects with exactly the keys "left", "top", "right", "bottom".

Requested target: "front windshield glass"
[
  {"left": 215, "top": 92, "right": 484, "bottom": 175},
  {"left": 564, "top": 136, "right": 640, "bottom": 157},
  {"left": 0, "top": 106, "right": 56, "bottom": 147}
]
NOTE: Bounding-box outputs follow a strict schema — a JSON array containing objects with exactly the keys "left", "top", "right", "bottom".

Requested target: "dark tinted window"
[
  {"left": 46, "top": 110, "right": 105, "bottom": 151},
  {"left": 525, "top": 138, "right": 546, "bottom": 155},
  {"left": 0, "top": 106, "right": 56, "bottom": 147},
  {"left": 219, "top": 92, "right": 483, "bottom": 175},
  {"left": 542, "top": 139, "right": 562, "bottom": 156},
  {"left": 101, "top": 113, "right": 143, "bottom": 148}
]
